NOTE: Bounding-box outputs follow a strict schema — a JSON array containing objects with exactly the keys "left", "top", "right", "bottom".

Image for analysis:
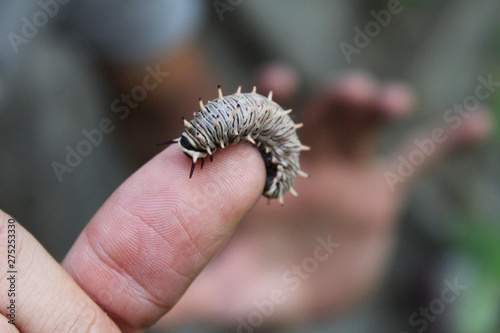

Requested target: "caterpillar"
[{"left": 159, "top": 86, "right": 309, "bottom": 204}]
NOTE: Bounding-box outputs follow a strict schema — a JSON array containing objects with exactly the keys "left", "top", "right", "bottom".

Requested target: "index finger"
[{"left": 62, "top": 143, "right": 265, "bottom": 332}]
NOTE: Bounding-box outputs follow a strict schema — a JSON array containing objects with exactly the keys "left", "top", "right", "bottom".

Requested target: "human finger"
[{"left": 63, "top": 143, "right": 265, "bottom": 331}]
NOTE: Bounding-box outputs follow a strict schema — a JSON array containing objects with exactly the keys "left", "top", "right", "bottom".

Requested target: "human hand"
[
  {"left": 0, "top": 143, "right": 265, "bottom": 332},
  {"left": 162, "top": 70, "right": 492, "bottom": 327}
]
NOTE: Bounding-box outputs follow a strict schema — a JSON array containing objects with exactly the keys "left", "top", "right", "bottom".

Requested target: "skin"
[
  {"left": 0, "top": 144, "right": 265, "bottom": 332},
  {"left": 0, "top": 45, "right": 491, "bottom": 332},
  {"left": 160, "top": 72, "right": 492, "bottom": 327}
]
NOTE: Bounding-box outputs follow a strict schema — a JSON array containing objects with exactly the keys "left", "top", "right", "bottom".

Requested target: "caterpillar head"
[
  {"left": 179, "top": 134, "right": 208, "bottom": 178},
  {"left": 179, "top": 135, "right": 196, "bottom": 154}
]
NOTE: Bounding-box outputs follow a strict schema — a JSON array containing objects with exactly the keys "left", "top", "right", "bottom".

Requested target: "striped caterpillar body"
[{"left": 163, "top": 86, "right": 309, "bottom": 205}]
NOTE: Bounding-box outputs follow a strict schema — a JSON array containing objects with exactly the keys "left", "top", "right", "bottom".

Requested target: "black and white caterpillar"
[{"left": 160, "top": 86, "right": 309, "bottom": 204}]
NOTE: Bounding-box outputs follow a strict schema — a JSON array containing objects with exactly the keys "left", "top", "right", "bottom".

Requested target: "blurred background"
[{"left": 0, "top": 1, "right": 499, "bottom": 332}]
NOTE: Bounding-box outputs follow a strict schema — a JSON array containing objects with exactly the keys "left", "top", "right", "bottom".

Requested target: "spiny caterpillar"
[{"left": 159, "top": 86, "right": 309, "bottom": 204}]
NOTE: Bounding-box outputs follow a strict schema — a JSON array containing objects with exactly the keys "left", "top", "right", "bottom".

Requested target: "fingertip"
[
  {"left": 451, "top": 108, "right": 494, "bottom": 144},
  {"left": 377, "top": 83, "right": 416, "bottom": 119},
  {"left": 254, "top": 63, "right": 300, "bottom": 104},
  {"left": 160, "top": 143, "right": 266, "bottom": 211},
  {"left": 328, "top": 72, "right": 378, "bottom": 108}
]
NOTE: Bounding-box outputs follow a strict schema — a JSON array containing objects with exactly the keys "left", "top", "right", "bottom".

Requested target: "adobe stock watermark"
[
  {"left": 230, "top": 235, "right": 340, "bottom": 333},
  {"left": 213, "top": 0, "right": 243, "bottom": 21},
  {"left": 401, "top": 277, "right": 467, "bottom": 333},
  {"left": 8, "top": 0, "right": 71, "bottom": 54},
  {"left": 51, "top": 65, "right": 169, "bottom": 182},
  {"left": 385, "top": 73, "right": 498, "bottom": 192},
  {"left": 340, "top": 0, "right": 416, "bottom": 64}
]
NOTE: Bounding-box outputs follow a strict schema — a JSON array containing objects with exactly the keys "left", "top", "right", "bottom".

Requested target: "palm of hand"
[{"left": 163, "top": 73, "right": 490, "bottom": 327}]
